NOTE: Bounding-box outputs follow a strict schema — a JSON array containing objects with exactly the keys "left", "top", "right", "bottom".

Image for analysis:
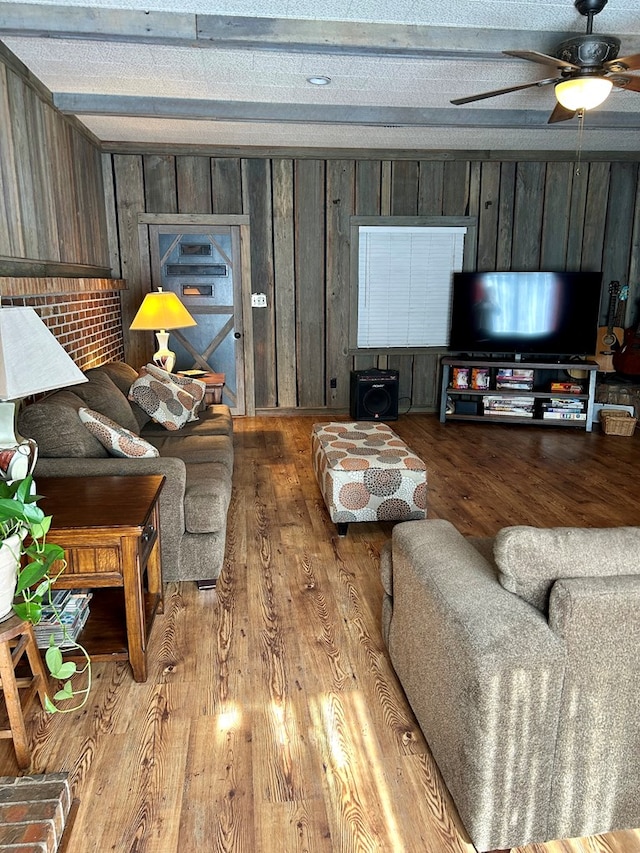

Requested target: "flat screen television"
[{"left": 448, "top": 271, "right": 603, "bottom": 358}]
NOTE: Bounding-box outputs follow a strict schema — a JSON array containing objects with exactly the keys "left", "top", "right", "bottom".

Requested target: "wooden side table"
[
  {"left": 178, "top": 371, "right": 225, "bottom": 405},
  {"left": 37, "top": 475, "right": 165, "bottom": 683}
]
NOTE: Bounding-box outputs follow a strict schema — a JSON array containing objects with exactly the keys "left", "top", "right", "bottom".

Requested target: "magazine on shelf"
[{"left": 33, "top": 590, "right": 92, "bottom": 649}]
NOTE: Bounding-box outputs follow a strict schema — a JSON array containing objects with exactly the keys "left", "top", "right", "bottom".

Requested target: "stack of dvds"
[
  {"left": 541, "top": 398, "right": 586, "bottom": 422},
  {"left": 32, "top": 589, "right": 92, "bottom": 649},
  {"left": 495, "top": 368, "right": 534, "bottom": 391},
  {"left": 482, "top": 396, "right": 535, "bottom": 417}
]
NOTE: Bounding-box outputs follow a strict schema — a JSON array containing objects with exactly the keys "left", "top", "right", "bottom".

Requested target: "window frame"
[{"left": 348, "top": 215, "right": 478, "bottom": 355}]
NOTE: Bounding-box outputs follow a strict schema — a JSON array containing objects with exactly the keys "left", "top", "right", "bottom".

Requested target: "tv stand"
[{"left": 440, "top": 356, "right": 598, "bottom": 431}]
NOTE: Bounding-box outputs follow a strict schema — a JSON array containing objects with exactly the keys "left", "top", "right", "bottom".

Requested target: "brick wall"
[{"left": 0, "top": 280, "right": 127, "bottom": 372}]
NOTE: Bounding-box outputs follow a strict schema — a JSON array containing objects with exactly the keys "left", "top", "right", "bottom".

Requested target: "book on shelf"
[
  {"left": 452, "top": 367, "right": 470, "bottom": 389},
  {"left": 542, "top": 398, "right": 586, "bottom": 414},
  {"left": 550, "top": 381, "right": 583, "bottom": 394},
  {"left": 542, "top": 411, "right": 587, "bottom": 421},
  {"left": 482, "top": 395, "right": 535, "bottom": 417},
  {"left": 471, "top": 368, "right": 491, "bottom": 390},
  {"left": 495, "top": 368, "right": 534, "bottom": 391},
  {"left": 487, "top": 409, "right": 534, "bottom": 418}
]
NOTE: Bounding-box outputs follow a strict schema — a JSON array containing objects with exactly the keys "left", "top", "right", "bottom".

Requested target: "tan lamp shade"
[{"left": 130, "top": 288, "right": 197, "bottom": 373}]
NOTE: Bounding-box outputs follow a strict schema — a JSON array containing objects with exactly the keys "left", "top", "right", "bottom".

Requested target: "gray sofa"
[
  {"left": 381, "top": 518, "right": 640, "bottom": 851},
  {"left": 18, "top": 362, "right": 233, "bottom": 586}
]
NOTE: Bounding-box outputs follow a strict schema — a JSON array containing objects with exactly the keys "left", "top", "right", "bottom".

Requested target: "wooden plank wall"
[
  {"left": 109, "top": 154, "right": 640, "bottom": 413},
  {"left": 0, "top": 48, "right": 111, "bottom": 273}
]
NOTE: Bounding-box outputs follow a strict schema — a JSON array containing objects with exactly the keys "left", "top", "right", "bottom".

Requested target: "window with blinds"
[{"left": 349, "top": 217, "right": 475, "bottom": 352}]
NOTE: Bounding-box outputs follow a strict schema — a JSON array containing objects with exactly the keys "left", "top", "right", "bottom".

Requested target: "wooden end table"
[
  {"left": 177, "top": 371, "right": 225, "bottom": 405},
  {"left": 37, "top": 475, "right": 165, "bottom": 683}
]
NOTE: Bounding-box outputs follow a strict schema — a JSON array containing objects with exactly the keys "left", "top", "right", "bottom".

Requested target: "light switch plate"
[{"left": 251, "top": 293, "right": 267, "bottom": 307}]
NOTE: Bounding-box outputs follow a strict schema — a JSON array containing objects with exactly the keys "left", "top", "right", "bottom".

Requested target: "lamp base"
[
  {"left": 153, "top": 331, "right": 176, "bottom": 373},
  {"left": 0, "top": 402, "right": 38, "bottom": 482}
]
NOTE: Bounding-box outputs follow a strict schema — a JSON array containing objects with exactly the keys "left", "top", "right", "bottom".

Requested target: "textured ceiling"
[{"left": 0, "top": 0, "right": 639, "bottom": 153}]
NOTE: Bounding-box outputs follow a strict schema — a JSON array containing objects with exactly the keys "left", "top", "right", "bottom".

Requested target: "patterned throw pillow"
[
  {"left": 141, "top": 364, "right": 205, "bottom": 421},
  {"left": 128, "top": 373, "right": 196, "bottom": 431},
  {"left": 78, "top": 408, "right": 159, "bottom": 458}
]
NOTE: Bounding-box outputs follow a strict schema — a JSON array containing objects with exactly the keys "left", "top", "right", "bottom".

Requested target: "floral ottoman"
[{"left": 311, "top": 422, "right": 427, "bottom": 535}]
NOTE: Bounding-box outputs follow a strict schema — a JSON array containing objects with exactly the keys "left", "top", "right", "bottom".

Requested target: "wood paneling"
[
  {"left": 325, "top": 160, "right": 354, "bottom": 410},
  {"left": 112, "top": 151, "right": 640, "bottom": 413},
  {"left": 0, "top": 55, "right": 110, "bottom": 274},
  {"left": 176, "top": 155, "right": 212, "bottom": 214},
  {"left": 113, "top": 154, "right": 148, "bottom": 366},
  {"left": 244, "top": 158, "right": 277, "bottom": 409},
  {"left": 295, "top": 160, "right": 326, "bottom": 408}
]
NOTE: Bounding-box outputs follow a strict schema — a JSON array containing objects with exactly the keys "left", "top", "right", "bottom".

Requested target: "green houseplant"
[{"left": 0, "top": 475, "right": 91, "bottom": 713}]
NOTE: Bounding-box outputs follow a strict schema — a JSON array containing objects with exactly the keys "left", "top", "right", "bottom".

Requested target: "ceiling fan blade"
[
  {"left": 503, "top": 49, "right": 579, "bottom": 71},
  {"left": 450, "top": 77, "right": 559, "bottom": 106},
  {"left": 548, "top": 102, "right": 577, "bottom": 124},
  {"left": 605, "top": 53, "right": 640, "bottom": 72},
  {"left": 610, "top": 74, "right": 640, "bottom": 93}
]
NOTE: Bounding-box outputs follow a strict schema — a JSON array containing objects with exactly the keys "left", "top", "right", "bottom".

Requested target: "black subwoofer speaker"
[{"left": 350, "top": 369, "right": 399, "bottom": 421}]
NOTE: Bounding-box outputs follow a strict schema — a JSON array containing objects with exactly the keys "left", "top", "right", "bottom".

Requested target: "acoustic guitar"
[
  {"left": 567, "top": 281, "right": 626, "bottom": 380},
  {"left": 594, "top": 281, "right": 626, "bottom": 373},
  {"left": 613, "top": 301, "right": 640, "bottom": 377}
]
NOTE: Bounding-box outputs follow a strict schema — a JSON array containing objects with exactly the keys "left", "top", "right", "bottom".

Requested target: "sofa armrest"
[
  {"left": 34, "top": 456, "right": 187, "bottom": 580},
  {"left": 547, "top": 575, "right": 640, "bottom": 839},
  {"left": 387, "top": 519, "right": 566, "bottom": 851}
]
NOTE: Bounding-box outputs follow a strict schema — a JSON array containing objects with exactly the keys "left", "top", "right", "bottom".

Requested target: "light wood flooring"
[{"left": 7, "top": 414, "right": 640, "bottom": 852}]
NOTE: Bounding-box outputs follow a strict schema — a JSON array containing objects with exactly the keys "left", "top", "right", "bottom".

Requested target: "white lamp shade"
[
  {"left": 0, "top": 306, "right": 88, "bottom": 400},
  {"left": 554, "top": 77, "right": 613, "bottom": 112}
]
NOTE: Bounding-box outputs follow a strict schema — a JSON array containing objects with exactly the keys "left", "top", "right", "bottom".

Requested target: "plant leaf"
[
  {"left": 43, "top": 695, "right": 58, "bottom": 714},
  {"left": 53, "top": 682, "right": 74, "bottom": 700},
  {"left": 13, "top": 600, "right": 42, "bottom": 623}
]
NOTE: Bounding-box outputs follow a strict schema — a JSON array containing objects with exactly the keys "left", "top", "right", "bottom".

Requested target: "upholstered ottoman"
[{"left": 311, "top": 422, "right": 427, "bottom": 534}]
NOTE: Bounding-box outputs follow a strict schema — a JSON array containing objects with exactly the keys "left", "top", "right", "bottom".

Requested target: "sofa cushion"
[
  {"left": 141, "top": 405, "right": 233, "bottom": 438},
  {"left": 78, "top": 408, "right": 159, "bottom": 458},
  {"left": 141, "top": 364, "right": 205, "bottom": 420},
  {"left": 128, "top": 374, "right": 196, "bottom": 431},
  {"left": 145, "top": 433, "right": 234, "bottom": 469},
  {"left": 97, "top": 361, "right": 139, "bottom": 396},
  {"left": 18, "top": 390, "right": 108, "bottom": 458},
  {"left": 77, "top": 369, "right": 141, "bottom": 435},
  {"left": 183, "top": 462, "right": 233, "bottom": 532},
  {"left": 98, "top": 363, "right": 152, "bottom": 432},
  {"left": 493, "top": 525, "right": 640, "bottom": 611}
]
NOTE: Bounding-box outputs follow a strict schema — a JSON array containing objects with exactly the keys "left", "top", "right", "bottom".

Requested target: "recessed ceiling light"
[{"left": 307, "top": 76, "right": 331, "bottom": 86}]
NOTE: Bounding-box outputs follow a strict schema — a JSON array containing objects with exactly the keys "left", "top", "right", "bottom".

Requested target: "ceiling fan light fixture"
[{"left": 554, "top": 76, "right": 613, "bottom": 110}]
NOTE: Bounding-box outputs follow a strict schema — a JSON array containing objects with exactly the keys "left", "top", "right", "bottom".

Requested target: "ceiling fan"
[{"left": 451, "top": 0, "right": 640, "bottom": 123}]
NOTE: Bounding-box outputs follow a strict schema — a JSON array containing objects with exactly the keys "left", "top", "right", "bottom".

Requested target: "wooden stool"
[{"left": 0, "top": 615, "right": 49, "bottom": 769}]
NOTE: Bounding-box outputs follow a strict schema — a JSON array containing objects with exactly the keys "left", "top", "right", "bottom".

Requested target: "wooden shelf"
[{"left": 440, "top": 357, "right": 598, "bottom": 432}]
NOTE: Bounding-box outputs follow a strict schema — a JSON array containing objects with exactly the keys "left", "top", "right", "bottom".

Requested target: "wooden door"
[{"left": 149, "top": 225, "right": 246, "bottom": 415}]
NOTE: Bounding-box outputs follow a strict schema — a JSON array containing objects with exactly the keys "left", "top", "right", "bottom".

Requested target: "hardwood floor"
[{"left": 7, "top": 414, "right": 640, "bottom": 852}]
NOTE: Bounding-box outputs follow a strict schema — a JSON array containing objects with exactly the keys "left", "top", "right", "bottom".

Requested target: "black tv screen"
[{"left": 448, "top": 271, "right": 603, "bottom": 357}]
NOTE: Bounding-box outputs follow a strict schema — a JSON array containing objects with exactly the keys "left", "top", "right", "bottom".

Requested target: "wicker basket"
[{"left": 600, "top": 409, "right": 637, "bottom": 436}]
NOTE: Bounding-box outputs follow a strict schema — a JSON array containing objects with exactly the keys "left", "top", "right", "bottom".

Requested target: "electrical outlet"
[{"left": 251, "top": 292, "right": 267, "bottom": 308}]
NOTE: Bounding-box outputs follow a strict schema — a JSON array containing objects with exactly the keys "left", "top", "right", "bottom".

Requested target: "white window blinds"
[{"left": 357, "top": 226, "right": 467, "bottom": 348}]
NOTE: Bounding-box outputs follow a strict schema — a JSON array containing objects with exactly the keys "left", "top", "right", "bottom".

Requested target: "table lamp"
[
  {"left": 0, "top": 306, "right": 88, "bottom": 481},
  {"left": 129, "top": 287, "right": 197, "bottom": 372}
]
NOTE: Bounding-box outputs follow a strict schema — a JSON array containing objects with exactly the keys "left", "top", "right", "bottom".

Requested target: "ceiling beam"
[
  {"left": 6, "top": 3, "right": 637, "bottom": 59},
  {"left": 52, "top": 92, "right": 640, "bottom": 130}
]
